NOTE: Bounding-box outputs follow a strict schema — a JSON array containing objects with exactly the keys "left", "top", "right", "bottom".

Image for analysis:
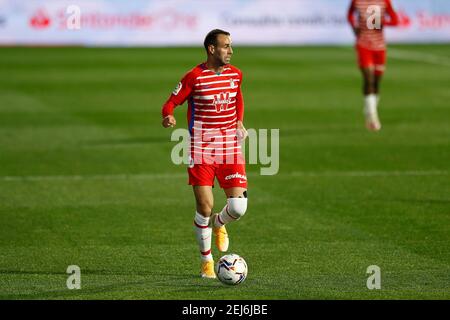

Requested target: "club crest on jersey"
[
  {"left": 213, "top": 92, "right": 230, "bottom": 112},
  {"left": 230, "top": 79, "right": 236, "bottom": 89},
  {"left": 172, "top": 82, "right": 182, "bottom": 95}
]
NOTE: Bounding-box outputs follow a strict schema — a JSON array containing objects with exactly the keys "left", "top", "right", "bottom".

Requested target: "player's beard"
[
  {"left": 223, "top": 55, "right": 231, "bottom": 65},
  {"left": 212, "top": 53, "right": 231, "bottom": 66}
]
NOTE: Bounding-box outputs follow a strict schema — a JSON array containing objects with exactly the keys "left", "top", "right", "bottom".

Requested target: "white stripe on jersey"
[
  {"left": 193, "top": 92, "right": 237, "bottom": 100},
  {"left": 194, "top": 100, "right": 236, "bottom": 107},
  {"left": 194, "top": 117, "right": 237, "bottom": 126},
  {"left": 192, "top": 140, "right": 238, "bottom": 145},
  {"left": 199, "top": 134, "right": 237, "bottom": 139},
  {"left": 192, "top": 145, "right": 241, "bottom": 150},
  {"left": 194, "top": 108, "right": 236, "bottom": 114},
  {"left": 194, "top": 79, "right": 240, "bottom": 87},
  {"left": 192, "top": 151, "right": 241, "bottom": 156},
  {"left": 195, "top": 111, "right": 236, "bottom": 119},
  {"left": 196, "top": 73, "right": 239, "bottom": 80},
  {"left": 192, "top": 123, "right": 236, "bottom": 131},
  {"left": 194, "top": 86, "right": 237, "bottom": 93}
]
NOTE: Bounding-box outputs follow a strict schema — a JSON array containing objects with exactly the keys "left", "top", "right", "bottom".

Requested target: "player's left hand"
[
  {"left": 236, "top": 121, "right": 248, "bottom": 141},
  {"left": 162, "top": 115, "right": 176, "bottom": 128}
]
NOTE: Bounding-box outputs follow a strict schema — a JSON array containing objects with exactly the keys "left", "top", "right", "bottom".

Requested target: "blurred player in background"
[
  {"left": 161, "top": 29, "right": 249, "bottom": 278},
  {"left": 348, "top": 0, "right": 399, "bottom": 131}
]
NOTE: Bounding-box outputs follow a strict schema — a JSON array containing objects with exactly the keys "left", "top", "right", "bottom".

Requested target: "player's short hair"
[{"left": 204, "top": 29, "right": 230, "bottom": 52}]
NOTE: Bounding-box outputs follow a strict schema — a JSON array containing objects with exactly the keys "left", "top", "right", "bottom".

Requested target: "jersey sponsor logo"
[
  {"left": 172, "top": 82, "right": 182, "bottom": 95},
  {"left": 224, "top": 172, "right": 247, "bottom": 181},
  {"left": 213, "top": 92, "right": 230, "bottom": 112}
]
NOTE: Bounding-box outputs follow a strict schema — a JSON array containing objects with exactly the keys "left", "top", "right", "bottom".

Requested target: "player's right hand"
[
  {"left": 236, "top": 120, "right": 248, "bottom": 141},
  {"left": 162, "top": 115, "right": 176, "bottom": 128}
]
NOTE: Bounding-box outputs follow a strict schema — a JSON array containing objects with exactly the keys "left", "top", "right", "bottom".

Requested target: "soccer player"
[
  {"left": 347, "top": 0, "right": 399, "bottom": 131},
  {"left": 161, "top": 29, "right": 249, "bottom": 279}
]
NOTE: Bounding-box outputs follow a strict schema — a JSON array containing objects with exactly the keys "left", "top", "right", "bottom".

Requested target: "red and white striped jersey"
[
  {"left": 347, "top": 0, "right": 399, "bottom": 51},
  {"left": 162, "top": 63, "right": 244, "bottom": 164}
]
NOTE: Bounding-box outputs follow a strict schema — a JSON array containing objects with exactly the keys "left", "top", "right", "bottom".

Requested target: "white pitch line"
[
  {"left": 0, "top": 170, "right": 448, "bottom": 182},
  {"left": 289, "top": 170, "right": 449, "bottom": 177},
  {"left": 389, "top": 48, "right": 450, "bottom": 68},
  {"left": 0, "top": 173, "right": 186, "bottom": 182}
]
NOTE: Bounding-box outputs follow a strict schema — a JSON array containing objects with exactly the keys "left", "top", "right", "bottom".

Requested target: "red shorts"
[
  {"left": 356, "top": 45, "right": 386, "bottom": 75},
  {"left": 188, "top": 163, "right": 247, "bottom": 189}
]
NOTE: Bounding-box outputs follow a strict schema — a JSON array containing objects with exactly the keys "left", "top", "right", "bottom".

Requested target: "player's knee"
[
  {"left": 196, "top": 200, "right": 213, "bottom": 216},
  {"left": 226, "top": 197, "right": 247, "bottom": 219}
]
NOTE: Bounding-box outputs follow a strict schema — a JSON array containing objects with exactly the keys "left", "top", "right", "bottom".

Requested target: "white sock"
[
  {"left": 193, "top": 212, "right": 212, "bottom": 262},
  {"left": 364, "top": 94, "right": 377, "bottom": 116},
  {"left": 213, "top": 203, "right": 239, "bottom": 228}
]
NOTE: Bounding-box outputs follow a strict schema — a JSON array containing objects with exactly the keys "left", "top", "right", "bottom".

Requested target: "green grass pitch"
[{"left": 0, "top": 45, "right": 449, "bottom": 299}]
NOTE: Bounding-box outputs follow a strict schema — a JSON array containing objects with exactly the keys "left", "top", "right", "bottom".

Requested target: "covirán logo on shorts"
[{"left": 224, "top": 172, "right": 247, "bottom": 181}]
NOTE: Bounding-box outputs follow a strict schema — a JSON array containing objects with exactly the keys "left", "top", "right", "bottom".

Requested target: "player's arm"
[
  {"left": 235, "top": 71, "right": 247, "bottom": 141},
  {"left": 347, "top": 0, "right": 359, "bottom": 36},
  {"left": 383, "top": 0, "right": 399, "bottom": 26},
  {"left": 161, "top": 72, "right": 195, "bottom": 128}
]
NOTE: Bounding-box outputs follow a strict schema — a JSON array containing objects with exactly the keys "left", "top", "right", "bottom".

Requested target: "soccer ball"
[{"left": 215, "top": 254, "right": 248, "bottom": 285}]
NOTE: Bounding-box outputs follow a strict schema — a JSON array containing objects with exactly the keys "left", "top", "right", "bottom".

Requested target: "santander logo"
[
  {"left": 213, "top": 92, "right": 231, "bottom": 112},
  {"left": 30, "top": 9, "right": 51, "bottom": 29}
]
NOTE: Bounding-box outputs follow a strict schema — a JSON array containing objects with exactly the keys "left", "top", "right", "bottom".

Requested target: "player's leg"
[
  {"left": 215, "top": 187, "right": 248, "bottom": 226},
  {"left": 374, "top": 73, "right": 382, "bottom": 110},
  {"left": 360, "top": 66, "right": 375, "bottom": 97},
  {"left": 374, "top": 73, "right": 382, "bottom": 95},
  {"left": 211, "top": 187, "right": 248, "bottom": 252},
  {"left": 222, "top": 187, "right": 248, "bottom": 223},
  {"left": 193, "top": 185, "right": 214, "bottom": 217},
  {"left": 192, "top": 185, "right": 216, "bottom": 278},
  {"left": 361, "top": 67, "right": 376, "bottom": 95},
  {"left": 357, "top": 46, "right": 381, "bottom": 131},
  {"left": 189, "top": 163, "right": 216, "bottom": 278},
  {"left": 362, "top": 67, "right": 381, "bottom": 131},
  {"left": 373, "top": 50, "right": 387, "bottom": 120},
  {"left": 211, "top": 163, "right": 248, "bottom": 252},
  {"left": 361, "top": 67, "right": 381, "bottom": 130}
]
